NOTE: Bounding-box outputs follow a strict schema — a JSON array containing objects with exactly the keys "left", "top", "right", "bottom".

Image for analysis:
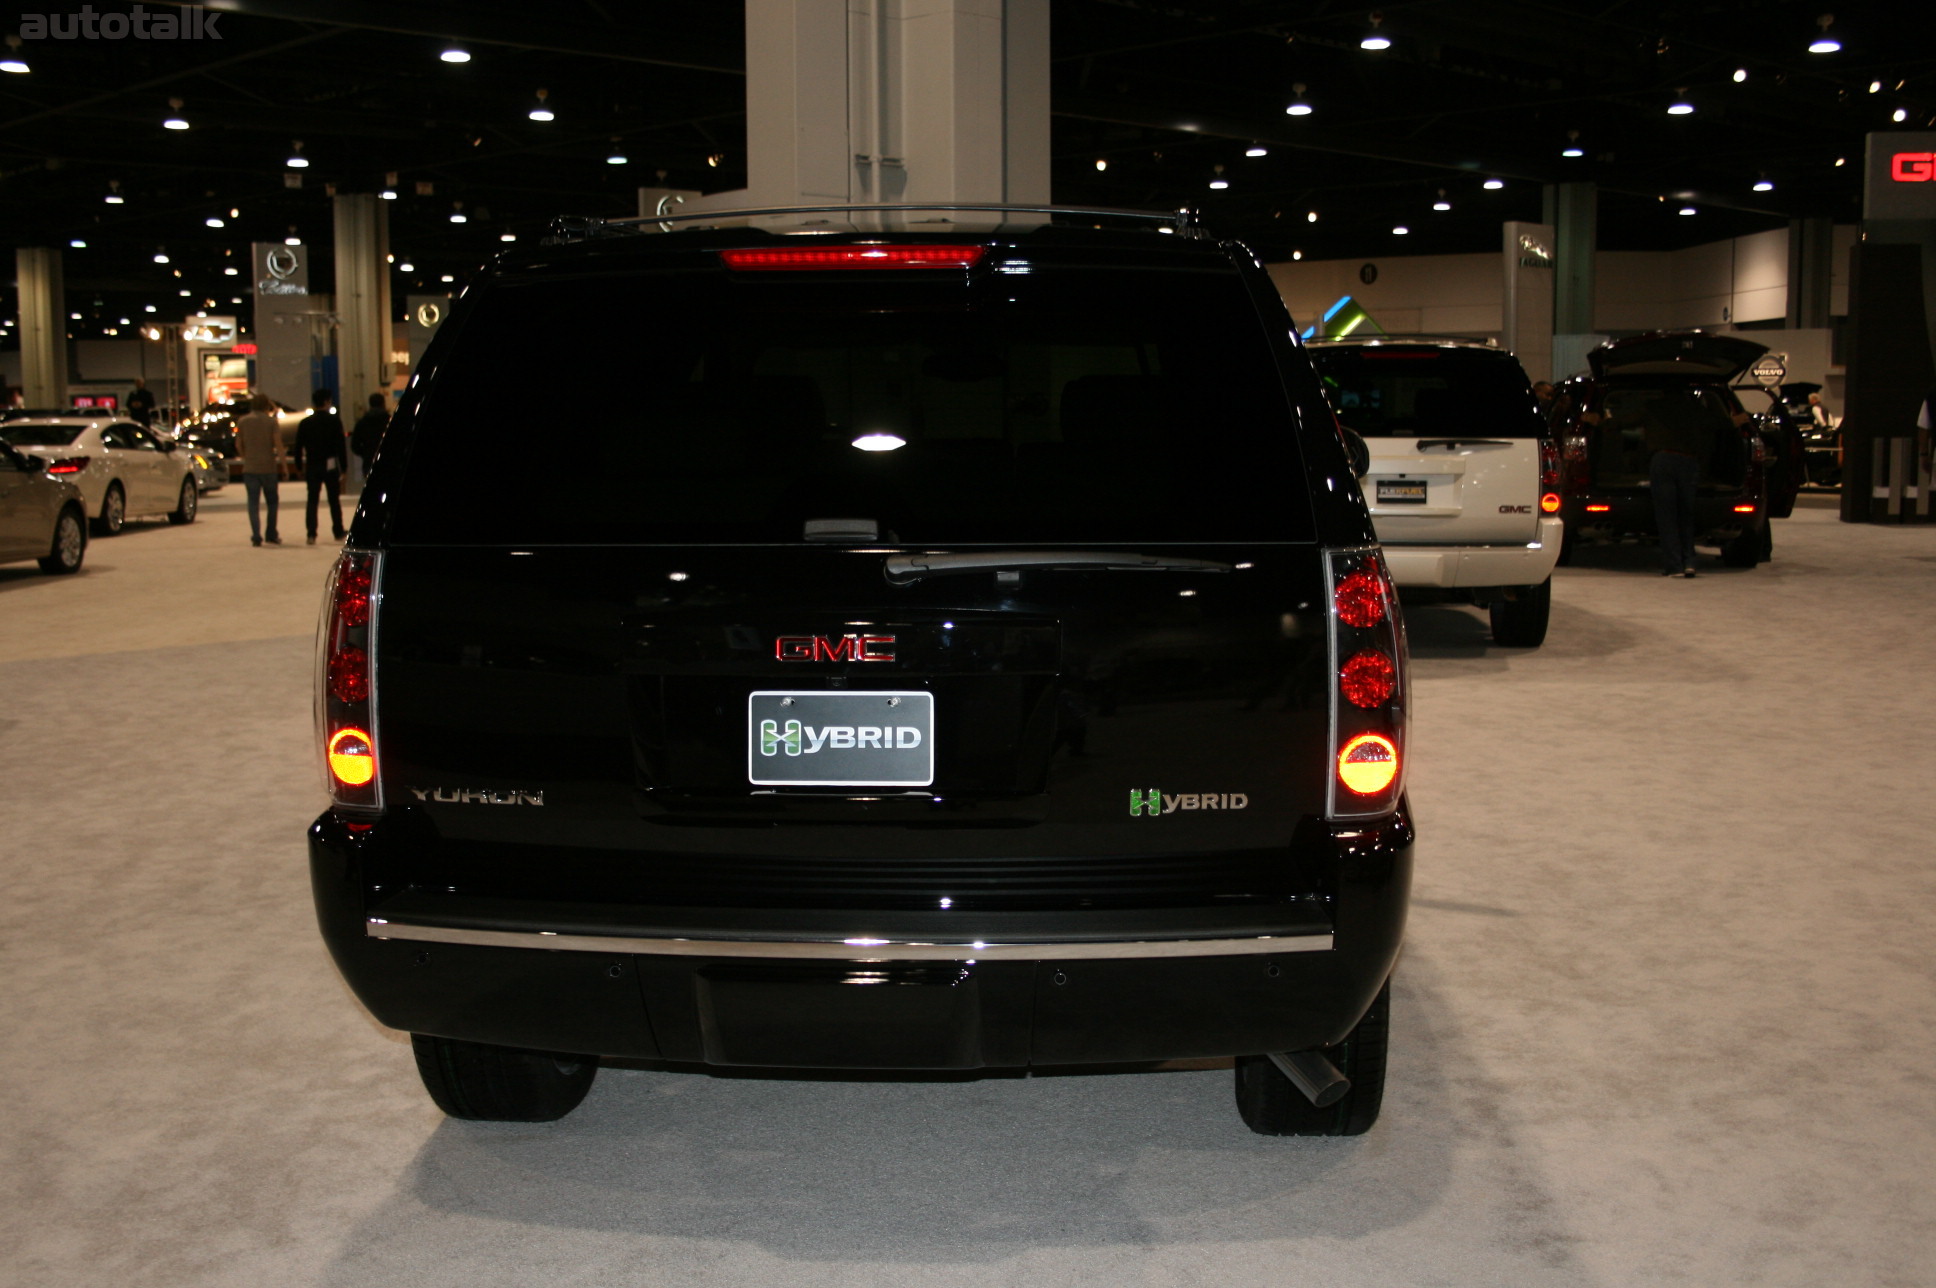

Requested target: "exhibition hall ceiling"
[{"left": 0, "top": 0, "right": 1928, "bottom": 333}]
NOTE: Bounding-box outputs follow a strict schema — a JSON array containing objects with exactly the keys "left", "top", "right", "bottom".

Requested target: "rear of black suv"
[{"left": 309, "top": 212, "right": 1414, "bottom": 1135}]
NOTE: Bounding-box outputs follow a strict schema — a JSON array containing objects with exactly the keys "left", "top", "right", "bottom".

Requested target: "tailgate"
[{"left": 1365, "top": 436, "right": 1543, "bottom": 545}]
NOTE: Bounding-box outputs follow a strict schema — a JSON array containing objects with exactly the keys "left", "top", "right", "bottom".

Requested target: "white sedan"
[{"left": 0, "top": 417, "right": 199, "bottom": 534}]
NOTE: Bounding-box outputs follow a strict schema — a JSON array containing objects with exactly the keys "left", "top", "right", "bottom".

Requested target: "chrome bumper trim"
[{"left": 365, "top": 918, "right": 1332, "bottom": 961}]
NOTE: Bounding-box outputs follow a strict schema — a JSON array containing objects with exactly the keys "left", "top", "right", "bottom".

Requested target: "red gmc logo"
[
  {"left": 1892, "top": 152, "right": 1935, "bottom": 182},
  {"left": 774, "top": 633, "right": 897, "bottom": 662}
]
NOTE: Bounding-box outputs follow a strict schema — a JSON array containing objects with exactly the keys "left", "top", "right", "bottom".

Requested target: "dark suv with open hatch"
[{"left": 310, "top": 205, "right": 1415, "bottom": 1136}]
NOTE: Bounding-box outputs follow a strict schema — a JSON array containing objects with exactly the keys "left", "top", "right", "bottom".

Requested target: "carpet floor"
[{"left": 2, "top": 489, "right": 1931, "bottom": 1287}]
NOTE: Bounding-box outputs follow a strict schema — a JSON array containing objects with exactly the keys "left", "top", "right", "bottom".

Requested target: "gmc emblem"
[
  {"left": 1498, "top": 504, "right": 1532, "bottom": 514},
  {"left": 775, "top": 633, "right": 897, "bottom": 662},
  {"left": 1893, "top": 153, "right": 1934, "bottom": 182}
]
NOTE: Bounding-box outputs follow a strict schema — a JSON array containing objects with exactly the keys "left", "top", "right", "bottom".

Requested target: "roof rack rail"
[{"left": 545, "top": 203, "right": 1204, "bottom": 244}]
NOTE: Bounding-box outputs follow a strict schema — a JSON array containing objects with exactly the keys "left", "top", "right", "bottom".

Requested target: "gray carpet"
[{"left": 3, "top": 490, "right": 1932, "bottom": 1287}]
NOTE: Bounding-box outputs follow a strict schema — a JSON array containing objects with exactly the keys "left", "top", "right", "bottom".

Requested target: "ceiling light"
[
  {"left": 230, "top": 298, "right": 242, "bottom": 305},
  {"left": 1094, "top": 158, "right": 1108, "bottom": 171},
  {"left": 1, "top": 36, "right": 28, "bottom": 73},
  {"left": 1808, "top": 15, "right": 1840, "bottom": 53},
  {"left": 1870, "top": 80, "right": 1882, "bottom": 93},
  {"left": 606, "top": 147, "right": 628, "bottom": 165},
  {"left": 224, "top": 266, "right": 239, "bottom": 275},
  {"left": 397, "top": 261, "right": 415, "bottom": 273},
  {"left": 1209, "top": 164, "right": 1228, "bottom": 190},
  {"left": 285, "top": 236, "right": 301, "bottom": 246},
  {"left": 1679, "top": 206, "right": 1697, "bottom": 216},
  {"left": 528, "top": 88, "right": 553, "bottom": 122},
  {"left": 105, "top": 193, "right": 125, "bottom": 205},
  {"left": 286, "top": 140, "right": 309, "bottom": 168},
  {"left": 1563, "top": 129, "right": 1584, "bottom": 157},
  {"left": 1292, "top": 250, "right": 1303, "bottom": 260},
  {"left": 500, "top": 230, "right": 517, "bottom": 242},
  {"left": 1393, "top": 225, "right": 1410, "bottom": 235},
  {"left": 69, "top": 311, "right": 81, "bottom": 320},
  {"left": 1895, "top": 108, "right": 1909, "bottom": 123},
  {"left": 1753, "top": 177, "right": 1775, "bottom": 192},
  {"left": 153, "top": 250, "right": 170, "bottom": 263},
  {"left": 1562, "top": 146, "right": 1585, "bottom": 157},
  {"left": 1733, "top": 68, "right": 1748, "bottom": 83},
  {"left": 145, "top": 305, "right": 156, "bottom": 313},
  {"left": 707, "top": 153, "right": 724, "bottom": 168},
  {"left": 380, "top": 189, "right": 397, "bottom": 200},
  {"left": 1286, "top": 83, "right": 1314, "bottom": 116},
  {"left": 440, "top": 47, "right": 471, "bottom": 63},
  {"left": 179, "top": 288, "right": 192, "bottom": 296},
  {"left": 1483, "top": 178, "right": 1505, "bottom": 190},
  {"left": 440, "top": 274, "right": 455, "bottom": 283},
  {"left": 1834, "top": 156, "right": 1846, "bottom": 167},
  {"left": 449, "top": 208, "right": 467, "bottom": 224},
  {"left": 207, "top": 216, "right": 226, "bottom": 227},
  {"left": 1361, "top": 15, "right": 1391, "bottom": 51},
  {"left": 1432, "top": 190, "right": 1451, "bottom": 211},
  {"left": 1667, "top": 92, "right": 1695, "bottom": 115},
  {"left": 1246, "top": 143, "right": 1268, "bottom": 157},
  {"left": 69, "top": 239, "right": 86, "bottom": 249}
]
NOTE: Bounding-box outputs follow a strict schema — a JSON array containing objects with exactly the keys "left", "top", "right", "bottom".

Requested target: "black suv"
[{"left": 310, "top": 206, "right": 1414, "bottom": 1136}]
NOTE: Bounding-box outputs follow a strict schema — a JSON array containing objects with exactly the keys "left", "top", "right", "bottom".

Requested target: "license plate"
[
  {"left": 1376, "top": 479, "right": 1427, "bottom": 504},
  {"left": 747, "top": 691, "right": 934, "bottom": 787}
]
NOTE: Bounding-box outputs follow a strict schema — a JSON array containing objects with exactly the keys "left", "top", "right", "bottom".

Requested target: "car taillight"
[
  {"left": 1326, "top": 547, "right": 1407, "bottom": 819},
  {"left": 1539, "top": 438, "right": 1560, "bottom": 492},
  {"left": 1541, "top": 493, "right": 1562, "bottom": 513},
  {"left": 46, "top": 457, "right": 87, "bottom": 474},
  {"left": 719, "top": 245, "right": 984, "bottom": 271},
  {"left": 1732, "top": 503, "right": 1757, "bottom": 513},
  {"left": 316, "top": 550, "right": 382, "bottom": 812}
]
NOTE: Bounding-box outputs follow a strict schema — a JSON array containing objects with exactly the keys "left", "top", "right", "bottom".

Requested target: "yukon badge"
[{"left": 409, "top": 786, "right": 545, "bottom": 806}]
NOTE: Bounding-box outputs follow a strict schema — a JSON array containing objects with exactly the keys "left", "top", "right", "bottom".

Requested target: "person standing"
[
  {"left": 236, "top": 393, "right": 283, "bottom": 547},
  {"left": 350, "top": 392, "right": 389, "bottom": 480},
  {"left": 294, "top": 388, "right": 348, "bottom": 545},
  {"left": 126, "top": 378, "right": 157, "bottom": 427},
  {"left": 1642, "top": 393, "right": 1716, "bottom": 578}
]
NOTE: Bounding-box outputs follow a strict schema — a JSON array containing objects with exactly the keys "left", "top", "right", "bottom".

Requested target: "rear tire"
[
  {"left": 1554, "top": 524, "right": 1575, "bottom": 567},
  {"left": 93, "top": 482, "right": 125, "bottom": 536},
  {"left": 410, "top": 1034, "right": 597, "bottom": 1122},
  {"left": 38, "top": 506, "right": 86, "bottom": 574},
  {"left": 167, "top": 477, "right": 197, "bottom": 525},
  {"left": 1235, "top": 978, "right": 1390, "bottom": 1137},
  {"left": 1721, "top": 524, "right": 1762, "bottom": 568},
  {"left": 1489, "top": 577, "right": 1551, "bottom": 648}
]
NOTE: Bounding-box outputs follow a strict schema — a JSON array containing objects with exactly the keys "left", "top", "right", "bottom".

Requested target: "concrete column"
[
  {"left": 15, "top": 247, "right": 69, "bottom": 409},
  {"left": 1786, "top": 217, "right": 1833, "bottom": 329},
  {"left": 1544, "top": 182, "right": 1597, "bottom": 336},
  {"left": 1502, "top": 221, "right": 1556, "bottom": 384},
  {"left": 728, "top": 0, "right": 1048, "bottom": 217},
  {"left": 332, "top": 193, "right": 390, "bottom": 417}
]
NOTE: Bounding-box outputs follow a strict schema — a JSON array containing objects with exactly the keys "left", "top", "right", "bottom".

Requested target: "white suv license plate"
[
  {"left": 1376, "top": 479, "right": 1428, "bottom": 504},
  {"left": 747, "top": 690, "right": 934, "bottom": 787}
]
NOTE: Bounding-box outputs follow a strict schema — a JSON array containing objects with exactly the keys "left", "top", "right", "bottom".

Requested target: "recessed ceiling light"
[
  {"left": 1562, "top": 146, "right": 1585, "bottom": 157},
  {"left": 153, "top": 251, "right": 169, "bottom": 263},
  {"left": 1094, "top": 158, "right": 1107, "bottom": 171},
  {"left": 1483, "top": 178, "right": 1505, "bottom": 190},
  {"left": 69, "top": 238, "right": 86, "bottom": 249},
  {"left": 1733, "top": 68, "right": 1748, "bottom": 83},
  {"left": 500, "top": 231, "right": 516, "bottom": 242},
  {"left": 1894, "top": 108, "right": 1909, "bottom": 123},
  {"left": 285, "top": 236, "right": 301, "bottom": 246},
  {"left": 440, "top": 274, "right": 455, "bottom": 283},
  {"left": 1392, "top": 225, "right": 1410, "bottom": 235},
  {"left": 1306, "top": 210, "right": 1318, "bottom": 223},
  {"left": 1678, "top": 206, "right": 1697, "bottom": 216},
  {"left": 1292, "top": 250, "right": 1303, "bottom": 260},
  {"left": 380, "top": 189, "right": 397, "bottom": 200},
  {"left": 440, "top": 47, "right": 471, "bottom": 63},
  {"left": 1753, "top": 178, "right": 1775, "bottom": 192},
  {"left": 397, "top": 261, "right": 415, "bottom": 273},
  {"left": 1246, "top": 144, "right": 1268, "bottom": 157},
  {"left": 1870, "top": 80, "right": 1883, "bottom": 93},
  {"left": 224, "top": 266, "right": 239, "bottom": 275},
  {"left": 1, "top": 59, "right": 28, "bottom": 75},
  {"left": 205, "top": 217, "right": 225, "bottom": 228},
  {"left": 606, "top": 150, "right": 628, "bottom": 165},
  {"left": 1667, "top": 99, "right": 1695, "bottom": 116}
]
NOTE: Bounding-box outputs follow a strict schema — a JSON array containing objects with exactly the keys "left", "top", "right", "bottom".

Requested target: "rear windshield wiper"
[
  {"left": 884, "top": 549, "right": 1234, "bottom": 586},
  {"left": 1415, "top": 438, "right": 1515, "bottom": 450}
]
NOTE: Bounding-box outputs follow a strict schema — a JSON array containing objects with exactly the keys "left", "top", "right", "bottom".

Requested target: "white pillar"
[
  {"left": 1502, "top": 221, "right": 1556, "bottom": 385},
  {"left": 15, "top": 248, "right": 69, "bottom": 409},
  {"left": 332, "top": 193, "right": 390, "bottom": 419},
  {"left": 722, "top": 0, "right": 1048, "bottom": 217}
]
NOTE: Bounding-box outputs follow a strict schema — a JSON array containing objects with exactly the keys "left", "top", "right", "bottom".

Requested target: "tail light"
[
  {"left": 1326, "top": 546, "right": 1407, "bottom": 818},
  {"left": 720, "top": 245, "right": 984, "bottom": 271},
  {"left": 1539, "top": 438, "right": 1561, "bottom": 492},
  {"left": 1561, "top": 434, "right": 1591, "bottom": 490},
  {"left": 316, "top": 550, "right": 382, "bottom": 812},
  {"left": 46, "top": 457, "right": 87, "bottom": 474}
]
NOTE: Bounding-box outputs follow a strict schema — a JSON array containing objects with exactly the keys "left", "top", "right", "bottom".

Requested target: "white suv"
[{"left": 1306, "top": 338, "right": 1562, "bottom": 647}]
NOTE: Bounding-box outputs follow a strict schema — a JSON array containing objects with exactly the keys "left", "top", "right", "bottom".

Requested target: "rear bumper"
[
  {"left": 310, "top": 806, "right": 1413, "bottom": 1069},
  {"left": 1560, "top": 494, "right": 1751, "bottom": 542},
  {"left": 1381, "top": 516, "right": 1562, "bottom": 588}
]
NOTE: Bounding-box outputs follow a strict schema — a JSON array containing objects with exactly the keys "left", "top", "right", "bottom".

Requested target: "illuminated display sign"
[{"left": 1865, "top": 132, "right": 1936, "bottom": 220}]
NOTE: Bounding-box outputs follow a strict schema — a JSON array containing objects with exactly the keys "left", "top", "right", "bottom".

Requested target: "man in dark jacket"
[
  {"left": 1642, "top": 392, "right": 1717, "bottom": 578},
  {"left": 350, "top": 392, "right": 389, "bottom": 480},
  {"left": 294, "top": 388, "right": 348, "bottom": 545}
]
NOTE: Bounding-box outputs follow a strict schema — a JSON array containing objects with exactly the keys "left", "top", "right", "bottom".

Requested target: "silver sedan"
[{"left": 0, "top": 417, "right": 200, "bottom": 534}]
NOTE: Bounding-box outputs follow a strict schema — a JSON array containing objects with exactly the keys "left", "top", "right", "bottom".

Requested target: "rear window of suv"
[
  {"left": 1309, "top": 346, "right": 1543, "bottom": 440},
  {"left": 388, "top": 255, "right": 1317, "bottom": 545}
]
